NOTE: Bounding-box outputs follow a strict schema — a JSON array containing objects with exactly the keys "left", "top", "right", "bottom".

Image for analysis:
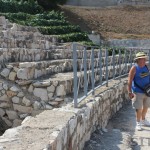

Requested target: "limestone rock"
[
  {"left": 17, "top": 92, "right": 24, "bottom": 98},
  {"left": 33, "top": 101, "right": 41, "bottom": 110},
  {"left": 33, "top": 81, "right": 50, "bottom": 87},
  {"left": 0, "top": 94, "right": 9, "bottom": 102},
  {"left": 17, "top": 68, "right": 28, "bottom": 80},
  {"left": 0, "top": 68, "right": 10, "bottom": 78},
  {"left": 33, "top": 88, "right": 48, "bottom": 101},
  {"left": 6, "top": 110, "right": 18, "bottom": 120},
  {"left": 13, "top": 104, "right": 33, "bottom": 113},
  {"left": 47, "top": 85, "right": 55, "bottom": 92},
  {"left": 9, "top": 72, "right": 16, "bottom": 81},
  {"left": 22, "top": 97, "right": 32, "bottom": 106},
  {"left": 12, "top": 96, "right": 20, "bottom": 104},
  {"left": 56, "top": 85, "right": 66, "bottom": 96},
  {"left": 12, "top": 119, "right": 22, "bottom": 127},
  {"left": 10, "top": 86, "right": 20, "bottom": 92},
  {"left": 0, "top": 108, "right": 5, "bottom": 117}
]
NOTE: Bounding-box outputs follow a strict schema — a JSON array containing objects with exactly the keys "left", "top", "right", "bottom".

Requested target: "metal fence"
[{"left": 72, "top": 42, "right": 150, "bottom": 107}]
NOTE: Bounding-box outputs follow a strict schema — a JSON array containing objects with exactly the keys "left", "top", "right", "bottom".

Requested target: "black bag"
[
  {"left": 143, "top": 84, "right": 150, "bottom": 97},
  {"left": 134, "top": 82, "right": 150, "bottom": 97},
  {"left": 134, "top": 65, "right": 150, "bottom": 97}
]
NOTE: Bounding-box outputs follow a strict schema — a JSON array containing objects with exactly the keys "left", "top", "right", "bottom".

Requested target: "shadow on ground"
[{"left": 84, "top": 101, "right": 138, "bottom": 150}]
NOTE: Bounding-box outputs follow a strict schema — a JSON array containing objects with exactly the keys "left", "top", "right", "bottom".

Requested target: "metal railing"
[{"left": 72, "top": 42, "right": 150, "bottom": 107}]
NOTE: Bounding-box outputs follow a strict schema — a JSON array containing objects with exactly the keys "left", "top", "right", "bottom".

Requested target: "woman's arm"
[{"left": 128, "top": 66, "right": 136, "bottom": 99}]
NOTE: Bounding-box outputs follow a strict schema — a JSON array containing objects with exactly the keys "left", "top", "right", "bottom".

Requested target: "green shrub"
[
  {"left": 0, "top": 0, "right": 43, "bottom": 14},
  {"left": 57, "top": 33, "right": 89, "bottom": 42},
  {"left": 28, "top": 19, "right": 69, "bottom": 26},
  {"left": 38, "top": 25, "right": 81, "bottom": 35}
]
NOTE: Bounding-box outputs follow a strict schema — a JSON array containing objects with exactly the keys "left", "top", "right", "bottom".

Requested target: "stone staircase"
[{"left": 0, "top": 16, "right": 131, "bottom": 133}]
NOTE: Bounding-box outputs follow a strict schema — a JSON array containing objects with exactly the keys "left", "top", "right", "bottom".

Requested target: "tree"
[{"left": 36, "top": 0, "right": 67, "bottom": 9}]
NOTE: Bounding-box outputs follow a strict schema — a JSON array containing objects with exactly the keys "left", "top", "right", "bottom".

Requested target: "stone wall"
[
  {"left": 66, "top": 0, "right": 150, "bottom": 7},
  {"left": 0, "top": 16, "right": 132, "bottom": 131},
  {"left": 108, "top": 39, "right": 150, "bottom": 49},
  {"left": 0, "top": 62, "right": 131, "bottom": 129},
  {"left": 0, "top": 78, "right": 129, "bottom": 150}
]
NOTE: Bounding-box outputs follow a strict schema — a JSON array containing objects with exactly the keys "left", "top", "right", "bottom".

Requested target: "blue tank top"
[{"left": 132, "top": 65, "right": 150, "bottom": 93}]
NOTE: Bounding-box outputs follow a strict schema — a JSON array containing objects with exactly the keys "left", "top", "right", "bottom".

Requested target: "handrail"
[{"left": 72, "top": 42, "right": 150, "bottom": 108}]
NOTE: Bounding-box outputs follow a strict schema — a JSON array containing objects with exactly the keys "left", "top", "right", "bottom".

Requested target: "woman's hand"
[{"left": 128, "top": 92, "right": 134, "bottom": 99}]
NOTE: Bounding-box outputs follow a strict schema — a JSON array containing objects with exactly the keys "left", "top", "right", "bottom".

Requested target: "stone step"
[
  {"left": 0, "top": 30, "right": 58, "bottom": 42},
  {"left": 0, "top": 37, "right": 57, "bottom": 49},
  {"left": 0, "top": 47, "right": 129, "bottom": 64},
  {"left": 0, "top": 55, "right": 130, "bottom": 81},
  {"left": 0, "top": 16, "right": 38, "bottom": 32},
  {"left": 8, "top": 63, "right": 130, "bottom": 109},
  {"left": 0, "top": 63, "right": 131, "bottom": 128}
]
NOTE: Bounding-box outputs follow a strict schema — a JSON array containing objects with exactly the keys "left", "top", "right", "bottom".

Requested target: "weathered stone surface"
[
  {"left": 3, "top": 83, "right": 8, "bottom": 90},
  {"left": 0, "top": 94, "right": 9, "bottom": 101},
  {"left": 12, "top": 119, "right": 22, "bottom": 127},
  {"left": 55, "top": 97, "right": 64, "bottom": 102},
  {"left": 6, "top": 91, "right": 17, "bottom": 97},
  {"left": 28, "top": 85, "right": 33, "bottom": 93},
  {"left": 0, "top": 68, "right": 10, "bottom": 77},
  {"left": 19, "top": 62, "right": 35, "bottom": 68},
  {"left": 48, "top": 93, "right": 53, "bottom": 99},
  {"left": 48, "top": 101, "right": 59, "bottom": 106},
  {"left": 45, "top": 104, "right": 53, "bottom": 110},
  {"left": 17, "top": 68, "right": 28, "bottom": 80},
  {"left": 11, "top": 96, "right": 20, "bottom": 104},
  {"left": 13, "top": 104, "right": 33, "bottom": 113},
  {"left": 0, "top": 108, "right": 5, "bottom": 117},
  {"left": 33, "top": 88, "right": 48, "bottom": 101},
  {"left": 56, "top": 85, "right": 66, "bottom": 96},
  {"left": 33, "top": 101, "right": 41, "bottom": 110},
  {"left": 2, "top": 117, "right": 12, "bottom": 127},
  {"left": 17, "top": 92, "right": 24, "bottom": 98},
  {"left": 22, "top": 97, "right": 32, "bottom": 106},
  {"left": 10, "top": 86, "right": 20, "bottom": 92},
  {"left": 19, "top": 114, "right": 28, "bottom": 119},
  {"left": 6, "top": 110, "right": 18, "bottom": 120},
  {"left": 47, "top": 85, "right": 55, "bottom": 92},
  {"left": 33, "top": 81, "right": 50, "bottom": 87},
  {"left": 0, "top": 83, "right": 3, "bottom": 90},
  {"left": 0, "top": 102, "right": 10, "bottom": 108},
  {"left": 69, "top": 117, "right": 77, "bottom": 136},
  {"left": 9, "top": 72, "right": 16, "bottom": 81}
]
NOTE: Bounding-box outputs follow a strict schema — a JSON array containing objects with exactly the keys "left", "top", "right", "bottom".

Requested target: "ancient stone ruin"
[
  {"left": 0, "top": 16, "right": 76, "bottom": 133},
  {"left": 0, "top": 15, "right": 132, "bottom": 137}
]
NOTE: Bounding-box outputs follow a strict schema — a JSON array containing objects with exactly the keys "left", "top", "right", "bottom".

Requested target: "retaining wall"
[{"left": 0, "top": 77, "right": 129, "bottom": 150}]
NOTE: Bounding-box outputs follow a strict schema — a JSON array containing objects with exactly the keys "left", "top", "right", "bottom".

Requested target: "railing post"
[
  {"left": 130, "top": 49, "right": 132, "bottom": 68},
  {"left": 112, "top": 48, "right": 115, "bottom": 79},
  {"left": 99, "top": 48, "right": 102, "bottom": 84},
  {"left": 91, "top": 47, "right": 95, "bottom": 95},
  {"left": 105, "top": 48, "right": 108, "bottom": 87},
  {"left": 124, "top": 49, "right": 127, "bottom": 74},
  {"left": 84, "top": 46, "right": 87, "bottom": 96},
  {"left": 119, "top": 49, "right": 121, "bottom": 81},
  {"left": 73, "top": 43, "right": 78, "bottom": 108}
]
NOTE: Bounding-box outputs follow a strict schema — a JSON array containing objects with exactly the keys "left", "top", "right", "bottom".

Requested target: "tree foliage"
[{"left": 36, "top": 0, "right": 67, "bottom": 9}]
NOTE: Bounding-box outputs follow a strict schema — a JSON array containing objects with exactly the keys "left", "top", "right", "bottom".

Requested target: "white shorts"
[{"left": 132, "top": 93, "right": 150, "bottom": 109}]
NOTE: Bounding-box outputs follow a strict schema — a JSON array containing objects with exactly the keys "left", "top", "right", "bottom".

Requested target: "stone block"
[{"left": 13, "top": 104, "right": 33, "bottom": 113}]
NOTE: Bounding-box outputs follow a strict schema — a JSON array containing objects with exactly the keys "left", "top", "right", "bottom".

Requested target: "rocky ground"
[
  {"left": 83, "top": 101, "right": 150, "bottom": 150},
  {"left": 60, "top": 5, "right": 150, "bottom": 40}
]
